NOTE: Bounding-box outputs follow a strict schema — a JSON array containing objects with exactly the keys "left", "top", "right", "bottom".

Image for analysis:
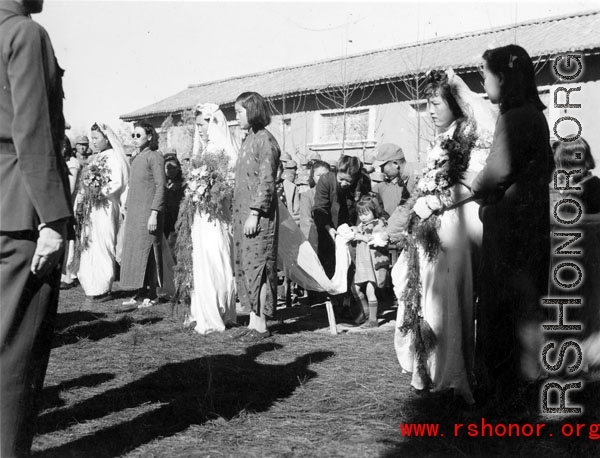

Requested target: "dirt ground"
[{"left": 31, "top": 284, "right": 600, "bottom": 458}]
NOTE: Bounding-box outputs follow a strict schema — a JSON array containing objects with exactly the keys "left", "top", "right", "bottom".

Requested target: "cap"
[
  {"left": 309, "top": 152, "right": 322, "bottom": 161},
  {"left": 281, "top": 152, "right": 293, "bottom": 163},
  {"left": 284, "top": 160, "right": 298, "bottom": 169},
  {"left": 75, "top": 135, "right": 89, "bottom": 145},
  {"left": 373, "top": 143, "right": 404, "bottom": 168},
  {"left": 370, "top": 171, "right": 385, "bottom": 183}
]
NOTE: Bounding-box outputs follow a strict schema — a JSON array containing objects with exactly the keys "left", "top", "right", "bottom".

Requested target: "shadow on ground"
[
  {"left": 41, "top": 373, "right": 116, "bottom": 410},
  {"left": 52, "top": 316, "right": 163, "bottom": 348},
  {"left": 34, "top": 343, "right": 334, "bottom": 458}
]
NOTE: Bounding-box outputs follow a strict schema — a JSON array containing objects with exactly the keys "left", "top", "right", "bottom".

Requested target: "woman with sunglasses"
[{"left": 120, "top": 120, "right": 166, "bottom": 308}]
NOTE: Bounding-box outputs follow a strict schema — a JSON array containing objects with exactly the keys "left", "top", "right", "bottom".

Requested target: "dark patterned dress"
[{"left": 233, "top": 128, "right": 281, "bottom": 317}]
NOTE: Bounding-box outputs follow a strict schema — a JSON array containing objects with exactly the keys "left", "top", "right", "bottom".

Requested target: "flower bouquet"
[
  {"left": 397, "top": 121, "right": 477, "bottom": 388},
  {"left": 173, "top": 150, "right": 234, "bottom": 307},
  {"left": 69, "top": 155, "right": 111, "bottom": 271}
]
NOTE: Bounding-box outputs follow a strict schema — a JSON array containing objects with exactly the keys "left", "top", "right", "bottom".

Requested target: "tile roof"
[{"left": 121, "top": 10, "right": 600, "bottom": 121}]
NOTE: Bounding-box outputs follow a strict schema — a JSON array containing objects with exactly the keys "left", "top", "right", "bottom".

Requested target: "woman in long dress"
[
  {"left": 233, "top": 92, "right": 280, "bottom": 338},
  {"left": 393, "top": 70, "right": 493, "bottom": 404},
  {"left": 473, "top": 45, "right": 553, "bottom": 402},
  {"left": 76, "top": 122, "right": 129, "bottom": 300},
  {"left": 184, "top": 103, "right": 238, "bottom": 334},
  {"left": 120, "top": 121, "right": 165, "bottom": 307}
]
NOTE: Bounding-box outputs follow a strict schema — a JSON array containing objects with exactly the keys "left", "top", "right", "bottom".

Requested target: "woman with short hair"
[{"left": 232, "top": 92, "right": 281, "bottom": 339}]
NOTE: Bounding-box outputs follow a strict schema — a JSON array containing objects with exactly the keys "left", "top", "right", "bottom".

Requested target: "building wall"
[{"left": 132, "top": 56, "right": 600, "bottom": 178}]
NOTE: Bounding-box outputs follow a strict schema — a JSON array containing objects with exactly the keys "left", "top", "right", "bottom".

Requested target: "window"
[
  {"left": 312, "top": 106, "right": 376, "bottom": 148},
  {"left": 319, "top": 108, "right": 370, "bottom": 143}
]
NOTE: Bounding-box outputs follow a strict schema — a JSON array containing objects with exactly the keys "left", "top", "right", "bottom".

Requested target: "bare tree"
[{"left": 383, "top": 37, "right": 434, "bottom": 164}]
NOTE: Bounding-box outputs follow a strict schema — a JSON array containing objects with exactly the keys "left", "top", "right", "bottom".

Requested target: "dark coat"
[
  {"left": 472, "top": 102, "right": 554, "bottom": 377},
  {"left": 313, "top": 171, "right": 371, "bottom": 277},
  {"left": 0, "top": 1, "right": 72, "bottom": 231}
]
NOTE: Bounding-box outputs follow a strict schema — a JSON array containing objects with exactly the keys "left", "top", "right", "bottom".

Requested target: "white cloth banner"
[{"left": 277, "top": 200, "right": 349, "bottom": 295}]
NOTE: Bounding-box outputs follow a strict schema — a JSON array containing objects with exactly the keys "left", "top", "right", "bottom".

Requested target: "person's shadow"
[
  {"left": 41, "top": 373, "right": 115, "bottom": 410},
  {"left": 52, "top": 316, "right": 162, "bottom": 348},
  {"left": 34, "top": 343, "right": 333, "bottom": 458}
]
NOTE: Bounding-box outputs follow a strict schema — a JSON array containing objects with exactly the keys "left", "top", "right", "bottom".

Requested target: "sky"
[{"left": 35, "top": 0, "right": 599, "bottom": 136}]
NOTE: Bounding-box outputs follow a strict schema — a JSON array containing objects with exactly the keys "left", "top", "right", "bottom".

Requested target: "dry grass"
[{"left": 31, "top": 285, "right": 599, "bottom": 458}]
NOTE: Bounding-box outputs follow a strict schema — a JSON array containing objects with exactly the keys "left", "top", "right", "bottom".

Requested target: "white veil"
[
  {"left": 96, "top": 121, "right": 130, "bottom": 174},
  {"left": 192, "top": 102, "right": 239, "bottom": 166},
  {"left": 446, "top": 69, "right": 498, "bottom": 182},
  {"left": 446, "top": 68, "right": 497, "bottom": 141}
]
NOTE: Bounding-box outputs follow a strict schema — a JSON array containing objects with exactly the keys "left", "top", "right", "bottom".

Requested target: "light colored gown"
[
  {"left": 393, "top": 124, "right": 485, "bottom": 404},
  {"left": 187, "top": 208, "right": 237, "bottom": 334},
  {"left": 185, "top": 106, "right": 238, "bottom": 333},
  {"left": 77, "top": 149, "right": 128, "bottom": 296}
]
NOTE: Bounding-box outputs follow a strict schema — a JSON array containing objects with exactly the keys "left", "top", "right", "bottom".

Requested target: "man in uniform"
[
  {"left": 74, "top": 135, "right": 92, "bottom": 165},
  {"left": 1, "top": 1, "right": 72, "bottom": 456},
  {"left": 372, "top": 143, "right": 421, "bottom": 216}
]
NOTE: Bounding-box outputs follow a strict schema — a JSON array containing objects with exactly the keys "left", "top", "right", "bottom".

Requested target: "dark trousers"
[{"left": 1, "top": 233, "right": 60, "bottom": 458}]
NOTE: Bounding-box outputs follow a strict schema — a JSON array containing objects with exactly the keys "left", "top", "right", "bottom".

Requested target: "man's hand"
[{"left": 31, "top": 220, "right": 67, "bottom": 278}]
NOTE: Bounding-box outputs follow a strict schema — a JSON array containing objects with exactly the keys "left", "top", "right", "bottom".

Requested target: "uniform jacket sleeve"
[
  {"left": 386, "top": 202, "right": 411, "bottom": 242},
  {"left": 299, "top": 189, "right": 314, "bottom": 238},
  {"left": 284, "top": 179, "right": 301, "bottom": 223},
  {"left": 8, "top": 18, "right": 72, "bottom": 224}
]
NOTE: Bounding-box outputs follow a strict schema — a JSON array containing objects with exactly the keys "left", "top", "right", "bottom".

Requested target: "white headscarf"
[{"left": 192, "top": 103, "right": 239, "bottom": 167}]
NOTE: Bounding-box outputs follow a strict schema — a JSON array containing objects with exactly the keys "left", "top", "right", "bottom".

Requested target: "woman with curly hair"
[
  {"left": 120, "top": 120, "right": 165, "bottom": 307},
  {"left": 393, "top": 69, "right": 489, "bottom": 404}
]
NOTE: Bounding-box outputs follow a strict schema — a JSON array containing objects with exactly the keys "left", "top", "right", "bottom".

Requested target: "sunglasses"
[{"left": 131, "top": 133, "right": 144, "bottom": 139}]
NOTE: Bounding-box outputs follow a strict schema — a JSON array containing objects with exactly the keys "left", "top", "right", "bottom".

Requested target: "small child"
[{"left": 352, "top": 194, "right": 390, "bottom": 328}]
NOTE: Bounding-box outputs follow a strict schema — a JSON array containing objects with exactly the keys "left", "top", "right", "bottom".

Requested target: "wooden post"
[{"left": 325, "top": 300, "right": 337, "bottom": 335}]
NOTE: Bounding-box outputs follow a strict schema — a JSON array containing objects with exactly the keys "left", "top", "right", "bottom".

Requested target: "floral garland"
[
  {"left": 173, "top": 150, "right": 234, "bottom": 308},
  {"left": 398, "top": 120, "right": 477, "bottom": 389},
  {"left": 69, "top": 155, "right": 111, "bottom": 271}
]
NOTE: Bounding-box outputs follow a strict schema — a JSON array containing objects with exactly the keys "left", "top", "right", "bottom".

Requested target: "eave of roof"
[{"left": 121, "top": 9, "right": 600, "bottom": 121}]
